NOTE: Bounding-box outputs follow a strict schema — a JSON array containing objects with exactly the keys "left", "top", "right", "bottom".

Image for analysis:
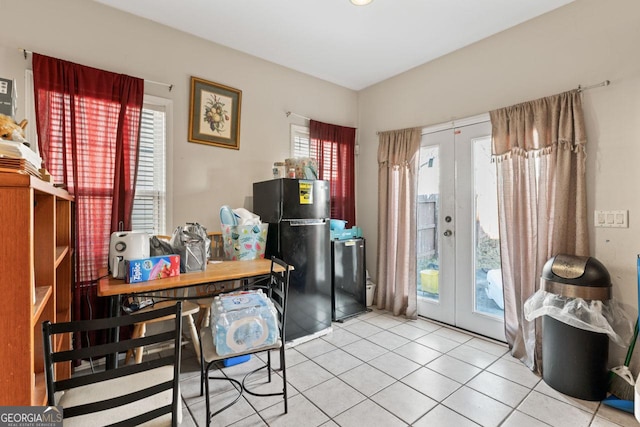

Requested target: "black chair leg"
[
  {"left": 281, "top": 347, "right": 288, "bottom": 413},
  {"left": 267, "top": 350, "right": 272, "bottom": 382},
  {"left": 203, "top": 361, "right": 243, "bottom": 426},
  {"left": 204, "top": 363, "right": 212, "bottom": 427},
  {"left": 200, "top": 349, "right": 205, "bottom": 397}
]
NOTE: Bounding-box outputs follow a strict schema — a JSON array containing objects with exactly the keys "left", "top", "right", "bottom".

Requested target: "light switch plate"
[{"left": 594, "top": 210, "right": 628, "bottom": 228}]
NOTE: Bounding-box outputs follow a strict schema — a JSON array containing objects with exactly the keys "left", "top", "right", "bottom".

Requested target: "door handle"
[{"left": 443, "top": 230, "right": 453, "bottom": 237}]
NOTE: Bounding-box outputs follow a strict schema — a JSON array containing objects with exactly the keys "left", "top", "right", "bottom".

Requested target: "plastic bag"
[
  {"left": 220, "top": 205, "right": 262, "bottom": 226},
  {"left": 219, "top": 206, "right": 268, "bottom": 260},
  {"left": 170, "top": 223, "right": 211, "bottom": 272},
  {"left": 149, "top": 235, "right": 175, "bottom": 257},
  {"left": 524, "top": 289, "right": 634, "bottom": 347},
  {"left": 210, "top": 289, "right": 278, "bottom": 355},
  {"left": 221, "top": 223, "right": 268, "bottom": 261},
  {"left": 233, "top": 208, "right": 261, "bottom": 226}
]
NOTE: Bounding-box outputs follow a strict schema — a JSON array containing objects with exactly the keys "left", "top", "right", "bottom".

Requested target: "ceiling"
[{"left": 94, "top": 0, "right": 574, "bottom": 91}]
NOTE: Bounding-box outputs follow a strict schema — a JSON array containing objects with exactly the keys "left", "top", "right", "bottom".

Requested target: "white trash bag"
[{"left": 524, "top": 289, "right": 634, "bottom": 347}]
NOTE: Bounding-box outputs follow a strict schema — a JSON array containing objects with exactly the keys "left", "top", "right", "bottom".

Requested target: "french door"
[{"left": 416, "top": 118, "right": 505, "bottom": 341}]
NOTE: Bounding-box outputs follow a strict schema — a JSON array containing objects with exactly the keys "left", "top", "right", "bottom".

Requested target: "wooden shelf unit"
[{"left": 0, "top": 172, "right": 74, "bottom": 406}]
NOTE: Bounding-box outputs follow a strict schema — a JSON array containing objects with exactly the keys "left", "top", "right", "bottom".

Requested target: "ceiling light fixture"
[{"left": 350, "top": 0, "right": 373, "bottom": 5}]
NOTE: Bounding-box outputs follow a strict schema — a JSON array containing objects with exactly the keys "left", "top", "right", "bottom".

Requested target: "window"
[
  {"left": 131, "top": 97, "right": 169, "bottom": 235},
  {"left": 291, "top": 121, "right": 356, "bottom": 224},
  {"left": 291, "top": 123, "right": 338, "bottom": 185},
  {"left": 290, "top": 123, "right": 341, "bottom": 184},
  {"left": 290, "top": 124, "right": 310, "bottom": 158}
]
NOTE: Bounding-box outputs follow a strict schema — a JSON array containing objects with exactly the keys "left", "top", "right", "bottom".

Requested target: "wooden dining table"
[
  {"left": 98, "top": 258, "right": 279, "bottom": 298},
  {"left": 98, "top": 258, "right": 280, "bottom": 368}
]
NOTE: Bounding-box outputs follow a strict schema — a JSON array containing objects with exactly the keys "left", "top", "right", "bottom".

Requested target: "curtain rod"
[
  {"left": 577, "top": 79, "right": 610, "bottom": 92},
  {"left": 19, "top": 48, "right": 173, "bottom": 91},
  {"left": 285, "top": 111, "right": 310, "bottom": 121},
  {"left": 375, "top": 79, "right": 611, "bottom": 135}
]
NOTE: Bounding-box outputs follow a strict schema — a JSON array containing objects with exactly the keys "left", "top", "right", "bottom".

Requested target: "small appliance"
[{"left": 109, "top": 231, "right": 150, "bottom": 279}]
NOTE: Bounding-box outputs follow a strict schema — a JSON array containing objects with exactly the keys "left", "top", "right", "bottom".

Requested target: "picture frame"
[{"left": 188, "top": 76, "right": 242, "bottom": 149}]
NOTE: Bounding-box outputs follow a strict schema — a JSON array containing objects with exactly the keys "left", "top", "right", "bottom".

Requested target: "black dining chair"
[
  {"left": 42, "top": 302, "right": 183, "bottom": 426},
  {"left": 199, "top": 256, "right": 291, "bottom": 427}
]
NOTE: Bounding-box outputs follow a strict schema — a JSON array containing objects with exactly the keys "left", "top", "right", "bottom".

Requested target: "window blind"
[
  {"left": 291, "top": 124, "right": 312, "bottom": 158},
  {"left": 131, "top": 105, "right": 166, "bottom": 235}
]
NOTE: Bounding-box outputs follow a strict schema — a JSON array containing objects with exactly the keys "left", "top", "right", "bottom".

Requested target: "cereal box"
[{"left": 125, "top": 255, "right": 181, "bottom": 284}]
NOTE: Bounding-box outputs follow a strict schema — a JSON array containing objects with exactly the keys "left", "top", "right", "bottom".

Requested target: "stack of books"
[{"left": 0, "top": 139, "right": 42, "bottom": 178}]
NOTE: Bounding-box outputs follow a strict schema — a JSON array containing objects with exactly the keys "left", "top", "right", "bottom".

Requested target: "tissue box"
[{"left": 125, "top": 255, "right": 181, "bottom": 284}]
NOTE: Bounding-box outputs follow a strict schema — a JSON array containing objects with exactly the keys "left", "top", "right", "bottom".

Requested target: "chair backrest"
[
  {"left": 254, "top": 257, "right": 291, "bottom": 339},
  {"left": 208, "top": 231, "right": 224, "bottom": 261},
  {"left": 42, "top": 302, "right": 183, "bottom": 426}
]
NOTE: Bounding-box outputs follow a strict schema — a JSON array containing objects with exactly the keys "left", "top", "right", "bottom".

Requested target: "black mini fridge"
[{"left": 331, "top": 238, "right": 367, "bottom": 321}]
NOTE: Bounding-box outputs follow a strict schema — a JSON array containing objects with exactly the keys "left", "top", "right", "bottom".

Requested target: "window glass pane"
[
  {"left": 473, "top": 136, "right": 503, "bottom": 317},
  {"left": 132, "top": 104, "right": 166, "bottom": 235},
  {"left": 291, "top": 124, "right": 311, "bottom": 158},
  {"left": 417, "top": 145, "right": 440, "bottom": 301}
]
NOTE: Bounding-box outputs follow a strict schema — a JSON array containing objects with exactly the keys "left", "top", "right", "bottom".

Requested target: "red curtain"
[
  {"left": 33, "top": 54, "right": 143, "bottom": 344},
  {"left": 310, "top": 120, "right": 356, "bottom": 226}
]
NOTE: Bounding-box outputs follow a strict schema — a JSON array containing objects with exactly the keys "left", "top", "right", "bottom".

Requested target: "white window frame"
[
  {"left": 132, "top": 95, "right": 172, "bottom": 235},
  {"left": 290, "top": 123, "right": 310, "bottom": 158}
]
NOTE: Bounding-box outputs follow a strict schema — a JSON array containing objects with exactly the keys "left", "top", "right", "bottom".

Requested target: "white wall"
[
  {"left": 357, "top": 0, "right": 640, "bottom": 363},
  {"left": 0, "top": 0, "right": 357, "bottom": 234}
]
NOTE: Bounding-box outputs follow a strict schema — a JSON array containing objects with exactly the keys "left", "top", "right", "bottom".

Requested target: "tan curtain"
[
  {"left": 490, "top": 90, "right": 588, "bottom": 373},
  {"left": 377, "top": 127, "right": 421, "bottom": 318}
]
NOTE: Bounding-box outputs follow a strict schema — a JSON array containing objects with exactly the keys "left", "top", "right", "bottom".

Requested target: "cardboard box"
[{"left": 125, "top": 255, "right": 180, "bottom": 284}]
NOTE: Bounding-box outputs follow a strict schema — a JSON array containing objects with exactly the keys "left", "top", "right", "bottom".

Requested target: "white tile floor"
[{"left": 175, "top": 308, "right": 638, "bottom": 427}]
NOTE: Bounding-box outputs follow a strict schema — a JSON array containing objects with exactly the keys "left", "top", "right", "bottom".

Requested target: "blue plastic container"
[
  {"left": 222, "top": 354, "right": 251, "bottom": 367},
  {"left": 330, "top": 219, "right": 347, "bottom": 230}
]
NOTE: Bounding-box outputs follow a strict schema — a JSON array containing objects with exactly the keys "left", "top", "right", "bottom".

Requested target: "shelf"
[
  {"left": 55, "top": 245, "right": 70, "bottom": 268},
  {"left": 0, "top": 173, "right": 73, "bottom": 405},
  {"left": 33, "top": 372, "right": 47, "bottom": 406},
  {"left": 55, "top": 332, "right": 70, "bottom": 352},
  {"left": 32, "top": 286, "right": 53, "bottom": 323},
  {"left": 0, "top": 172, "right": 73, "bottom": 201},
  {"left": 56, "top": 307, "right": 71, "bottom": 323}
]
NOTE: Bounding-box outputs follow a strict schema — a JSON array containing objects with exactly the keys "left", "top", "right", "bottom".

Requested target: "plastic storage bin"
[{"left": 538, "top": 254, "right": 611, "bottom": 401}]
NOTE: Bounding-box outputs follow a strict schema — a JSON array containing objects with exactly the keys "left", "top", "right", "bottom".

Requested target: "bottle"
[
  {"left": 273, "top": 162, "right": 285, "bottom": 179},
  {"left": 288, "top": 168, "right": 296, "bottom": 179}
]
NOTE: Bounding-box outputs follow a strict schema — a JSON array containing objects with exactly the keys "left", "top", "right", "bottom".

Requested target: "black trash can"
[{"left": 540, "top": 254, "right": 611, "bottom": 401}]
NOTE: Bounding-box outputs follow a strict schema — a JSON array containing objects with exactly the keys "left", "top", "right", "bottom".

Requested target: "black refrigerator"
[{"left": 253, "top": 178, "right": 332, "bottom": 342}]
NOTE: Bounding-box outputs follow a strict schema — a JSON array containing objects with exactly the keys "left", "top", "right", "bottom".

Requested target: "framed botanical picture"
[{"left": 188, "top": 76, "right": 242, "bottom": 149}]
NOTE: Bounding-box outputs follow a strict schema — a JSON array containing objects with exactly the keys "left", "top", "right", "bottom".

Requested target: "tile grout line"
[
  {"left": 189, "top": 309, "right": 621, "bottom": 427},
  {"left": 355, "top": 313, "right": 540, "bottom": 426}
]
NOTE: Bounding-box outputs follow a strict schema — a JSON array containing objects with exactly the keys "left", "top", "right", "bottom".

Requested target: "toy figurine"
[{"left": 0, "top": 113, "right": 28, "bottom": 143}]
